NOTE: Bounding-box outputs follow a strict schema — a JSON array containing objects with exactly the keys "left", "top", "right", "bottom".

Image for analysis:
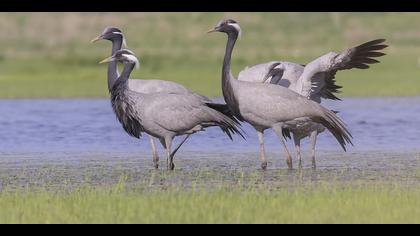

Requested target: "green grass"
[
  {"left": 0, "top": 183, "right": 419, "bottom": 223},
  {"left": 1, "top": 157, "right": 418, "bottom": 224},
  {"left": 1, "top": 12, "right": 420, "bottom": 98}
]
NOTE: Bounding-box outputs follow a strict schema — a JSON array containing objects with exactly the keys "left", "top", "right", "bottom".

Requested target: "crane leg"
[
  {"left": 310, "top": 130, "right": 318, "bottom": 169},
  {"left": 293, "top": 133, "right": 302, "bottom": 169},
  {"left": 149, "top": 136, "right": 160, "bottom": 169},
  {"left": 273, "top": 126, "right": 293, "bottom": 170},
  {"left": 170, "top": 134, "right": 191, "bottom": 158},
  {"left": 257, "top": 129, "right": 267, "bottom": 170},
  {"left": 164, "top": 137, "right": 175, "bottom": 171},
  {"left": 282, "top": 137, "right": 293, "bottom": 170}
]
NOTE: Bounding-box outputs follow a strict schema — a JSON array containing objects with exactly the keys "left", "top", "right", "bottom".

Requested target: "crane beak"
[
  {"left": 262, "top": 63, "right": 282, "bottom": 83},
  {"left": 99, "top": 56, "right": 115, "bottom": 64},
  {"left": 262, "top": 69, "right": 277, "bottom": 83},
  {"left": 90, "top": 35, "right": 103, "bottom": 43},
  {"left": 207, "top": 28, "right": 218, "bottom": 34}
]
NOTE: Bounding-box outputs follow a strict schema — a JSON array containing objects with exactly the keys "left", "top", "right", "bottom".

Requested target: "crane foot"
[
  {"left": 298, "top": 160, "right": 303, "bottom": 169},
  {"left": 287, "top": 159, "right": 293, "bottom": 170},
  {"left": 169, "top": 163, "right": 175, "bottom": 171}
]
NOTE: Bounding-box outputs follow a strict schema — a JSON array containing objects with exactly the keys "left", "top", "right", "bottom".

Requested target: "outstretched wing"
[
  {"left": 296, "top": 39, "right": 388, "bottom": 100},
  {"left": 309, "top": 70, "right": 342, "bottom": 102}
]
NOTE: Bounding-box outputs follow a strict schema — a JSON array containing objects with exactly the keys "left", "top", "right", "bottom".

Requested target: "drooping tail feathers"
[
  {"left": 281, "top": 110, "right": 339, "bottom": 141},
  {"left": 205, "top": 103, "right": 242, "bottom": 125},
  {"left": 206, "top": 103, "right": 246, "bottom": 140},
  {"left": 314, "top": 108, "right": 353, "bottom": 151}
]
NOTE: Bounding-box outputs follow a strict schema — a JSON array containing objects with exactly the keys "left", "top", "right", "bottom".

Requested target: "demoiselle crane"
[
  {"left": 208, "top": 19, "right": 353, "bottom": 170},
  {"left": 99, "top": 49, "right": 244, "bottom": 170},
  {"left": 238, "top": 38, "right": 387, "bottom": 168},
  {"left": 92, "top": 27, "right": 223, "bottom": 169}
]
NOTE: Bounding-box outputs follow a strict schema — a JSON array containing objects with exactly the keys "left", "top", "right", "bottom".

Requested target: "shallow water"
[
  {"left": 0, "top": 97, "right": 419, "bottom": 190},
  {"left": 0, "top": 97, "right": 419, "bottom": 153},
  {"left": 0, "top": 150, "right": 418, "bottom": 190}
]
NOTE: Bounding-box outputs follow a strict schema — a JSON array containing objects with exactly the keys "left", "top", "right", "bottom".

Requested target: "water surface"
[
  {"left": 0, "top": 97, "right": 418, "bottom": 154},
  {"left": 0, "top": 97, "right": 418, "bottom": 190}
]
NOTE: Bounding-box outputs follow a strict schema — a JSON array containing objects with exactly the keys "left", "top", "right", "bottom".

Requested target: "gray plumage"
[
  {"left": 209, "top": 19, "right": 353, "bottom": 170},
  {"left": 100, "top": 49, "right": 244, "bottom": 170},
  {"left": 237, "top": 38, "right": 387, "bottom": 168},
  {"left": 92, "top": 27, "right": 216, "bottom": 169}
]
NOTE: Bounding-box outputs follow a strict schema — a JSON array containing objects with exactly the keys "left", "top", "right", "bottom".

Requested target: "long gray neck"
[
  {"left": 111, "top": 61, "right": 135, "bottom": 93},
  {"left": 120, "top": 62, "right": 135, "bottom": 84},
  {"left": 222, "top": 32, "right": 237, "bottom": 83},
  {"left": 108, "top": 36, "right": 123, "bottom": 91},
  {"left": 221, "top": 31, "right": 243, "bottom": 121},
  {"left": 110, "top": 61, "right": 144, "bottom": 140}
]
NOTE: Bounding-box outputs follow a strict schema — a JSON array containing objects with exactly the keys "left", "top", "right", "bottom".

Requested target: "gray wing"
[
  {"left": 144, "top": 94, "right": 210, "bottom": 131},
  {"left": 140, "top": 93, "right": 243, "bottom": 139},
  {"left": 128, "top": 79, "right": 211, "bottom": 102},
  {"left": 128, "top": 79, "right": 189, "bottom": 94},
  {"left": 236, "top": 82, "right": 324, "bottom": 123},
  {"left": 296, "top": 39, "right": 388, "bottom": 100},
  {"left": 239, "top": 40, "right": 386, "bottom": 102},
  {"left": 235, "top": 82, "right": 352, "bottom": 150},
  {"left": 307, "top": 70, "right": 341, "bottom": 102}
]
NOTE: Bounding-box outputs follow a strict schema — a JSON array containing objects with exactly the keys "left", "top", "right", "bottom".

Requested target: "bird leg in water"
[
  {"left": 293, "top": 134, "right": 303, "bottom": 169},
  {"left": 281, "top": 137, "right": 293, "bottom": 170},
  {"left": 162, "top": 134, "right": 191, "bottom": 171},
  {"left": 164, "top": 138, "right": 175, "bottom": 171},
  {"left": 257, "top": 130, "right": 268, "bottom": 170},
  {"left": 273, "top": 126, "right": 293, "bottom": 170},
  {"left": 170, "top": 134, "right": 191, "bottom": 158},
  {"left": 149, "top": 136, "right": 160, "bottom": 169},
  {"left": 162, "top": 135, "right": 191, "bottom": 171},
  {"left": 310, "top": 130, "right": 318, "bottom": 169}
]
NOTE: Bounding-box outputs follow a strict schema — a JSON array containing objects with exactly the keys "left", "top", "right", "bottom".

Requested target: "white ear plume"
[
  {"left": 228, "top": 23, "right": 242, "bottom": 39},
  {"left": 112, "top": 32, "right": 128, "bottom": 47},
  {"left": 122, "top": 37, "right": 128, "bottom": 48},
  {"left": 124, "top": 54, "right": 140, "bottom": 70}
]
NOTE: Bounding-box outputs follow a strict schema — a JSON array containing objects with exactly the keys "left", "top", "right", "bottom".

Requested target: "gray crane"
[
  {"left": 99, "top": 49, "right": 244, "bottom": 170},
  {"left": 237, "top": 39, "right": 387, "bottom": 168},
  {"left": 208, "top": 19, "right": 353, "bottom": 170},
  {"left": 92, "top": 27, "right": 213, "bottom": 169}
]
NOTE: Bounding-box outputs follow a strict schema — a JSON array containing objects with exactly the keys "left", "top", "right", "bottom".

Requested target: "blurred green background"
[{"left": 0, "top": 12, "right": 419, "bottom": 98}]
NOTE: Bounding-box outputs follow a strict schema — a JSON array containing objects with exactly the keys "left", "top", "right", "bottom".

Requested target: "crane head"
[
  {"left": 208, "top": 19, "right": 242, "bottom": 38},
  {"left": 91, "top": 26, "right": 127, "bottom": 47},
  {"left": 99, "top": 49, "right": 140, "bottom": 70}
]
